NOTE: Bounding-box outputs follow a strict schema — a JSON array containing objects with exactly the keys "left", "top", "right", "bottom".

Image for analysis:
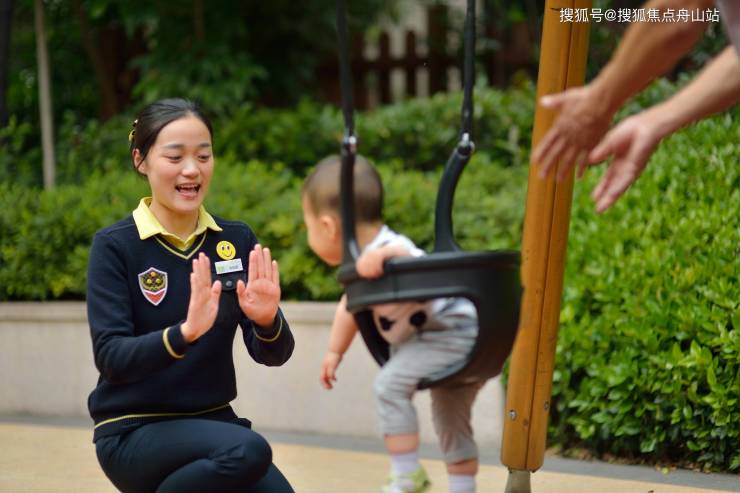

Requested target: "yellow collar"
[{"left": 132, "top": 197, "right": 222, "bottom": 250}]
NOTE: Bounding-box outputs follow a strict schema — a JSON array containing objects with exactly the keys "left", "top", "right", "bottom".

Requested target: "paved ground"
[{"left": 1, "top": 416, "right": 738, "bottom": 493}]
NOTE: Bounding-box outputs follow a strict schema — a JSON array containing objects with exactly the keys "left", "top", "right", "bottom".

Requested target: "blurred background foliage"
[
  {"left": 4, "top": 0, "right": 399, "bottom": 123},
  {"left": 2, "top": 0, "right": 727, "bottom": 187}
]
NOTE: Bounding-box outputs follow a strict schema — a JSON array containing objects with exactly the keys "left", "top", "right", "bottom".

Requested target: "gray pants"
[{"left": 373, "top": 315, "right": 482, "bottom": 464}]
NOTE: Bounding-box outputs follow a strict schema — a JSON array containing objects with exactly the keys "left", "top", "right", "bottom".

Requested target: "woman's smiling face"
[{"left": 135, "top": 115, "right": 214, "bottom": 217}]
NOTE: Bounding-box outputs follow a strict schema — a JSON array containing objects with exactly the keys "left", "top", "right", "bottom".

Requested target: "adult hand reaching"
[
  {"left": 587, "top": 110, "right": 663, "bottom": 213},
  {"left": 532, "top": 85, "right": 616, "bottom": 181},
  {"left": 181, "top": 252, "right": 222, "bottom": 343},
  {"left": 237, "top": 244, "right": 281, "bottom": 328},
  {"left": 588, "top": 46, "right": 740, "bottom": 213}
]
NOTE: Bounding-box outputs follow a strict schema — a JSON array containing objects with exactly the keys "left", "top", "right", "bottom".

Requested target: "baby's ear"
[{"left": 320, "top": 213, "right": 341, "bottom": 239}]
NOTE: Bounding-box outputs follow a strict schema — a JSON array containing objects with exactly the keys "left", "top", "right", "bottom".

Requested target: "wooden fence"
[{"left": 318, "top": 4, "right": 535, "bottom": 110}]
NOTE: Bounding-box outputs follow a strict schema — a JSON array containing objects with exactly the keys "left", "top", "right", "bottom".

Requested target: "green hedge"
[
  {"left": 551, "top": 113, "right": 740, "bottom": 471},
  {"left": 0, "top": 172, "right": 147, "bottom": 299},
  {"left": 0, "top": 152, "right": 525, "bottom": 301},
  {"left": 0, "top": 71, "right": 693, "bottom": 188},
  {"left": 1, "top": 83, "right": 535, "bottom": 187}
]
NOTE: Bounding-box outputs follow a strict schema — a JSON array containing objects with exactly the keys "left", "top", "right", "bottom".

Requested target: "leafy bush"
[
  {"left": 0, "top": 172, "right": 148, "bottom": 299},
  {"left": 357, "top": 81, "right": 535, "bottom": 171},
  {"left": 205, "top": 82, "right": 535, "bottom": 174},
  {"left": 0, "top": 112, "right": 134, "bottom": 188},
  {"left": 0, "top": 152, "right": 524, "bottom": 301},
  {"left": 216, "top": 100, "right": 341, "bottom": 173},
  {"left": 131, "top": 46, "right": 266, "bottom": 117},
  {"left": 0, "top": 117, "right": 42, "bottom": 187},
  {"left": 550, "top": 113, "right": 740, "bottom": 471},
  {"left": 1, "top": 85, "right": 535, "bottom": 186}
]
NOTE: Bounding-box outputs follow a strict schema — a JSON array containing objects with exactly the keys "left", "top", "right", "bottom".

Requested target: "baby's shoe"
[{"left": 380, "top": 466, "right": 431, "bottom": 493}]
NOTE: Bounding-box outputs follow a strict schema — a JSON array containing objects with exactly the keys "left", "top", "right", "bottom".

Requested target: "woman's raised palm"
[{"left": 237, "top": 244, "right": 281, "bottom": 327}]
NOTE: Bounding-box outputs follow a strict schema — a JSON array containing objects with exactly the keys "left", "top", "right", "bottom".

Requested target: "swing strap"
[
  {"left": 335, "top": 0, "right": 361, "bottom": 262},
  {"left": 335, "top": 0, "right": 355, "bottom": 139},
  {"left": 461, "top": 0, "right": 475, "bottom": 139},
  {"left": 432, "top": 0, "right": 476, "bottom": 252},
  {"left": 335, "top": 0, "right": 479, "bottom": 257}
]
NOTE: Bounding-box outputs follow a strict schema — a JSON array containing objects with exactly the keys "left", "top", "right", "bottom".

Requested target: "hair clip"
[{"left": 128, "top": 119, "right": 138, "bottom": 144}]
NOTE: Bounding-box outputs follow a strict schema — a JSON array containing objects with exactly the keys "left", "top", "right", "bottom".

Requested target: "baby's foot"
[{"left": 380, "top": 466, "right": 431, "bottom": 493}]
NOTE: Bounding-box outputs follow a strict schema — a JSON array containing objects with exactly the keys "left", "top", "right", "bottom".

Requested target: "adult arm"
[
  {"left": 87, "top": 233, "right": 216, "bottom": 384},
  {"left": 240, "top": 307, "right": 295, "bottom": 366},
  {"left": 533, "top": 0, "right": 715, "bottom": 179},
  {"left": 588, "top": 46, "right": 740, "bottom": 212}
]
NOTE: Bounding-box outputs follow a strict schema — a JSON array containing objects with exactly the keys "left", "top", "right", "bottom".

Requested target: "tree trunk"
[
  {"left": 34, "top": 0, "right": 54, "bottom": 189},
  {"left": 72, "top": 0, "right": 119, "bottom": 120},
  {"left": 0, "top": 0, "right": 13, "bottom": 129}
]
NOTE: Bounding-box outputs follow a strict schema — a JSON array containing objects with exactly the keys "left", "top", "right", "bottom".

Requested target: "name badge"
[{"left": 215, "top": 258, "right": 243, "bottom": 274}]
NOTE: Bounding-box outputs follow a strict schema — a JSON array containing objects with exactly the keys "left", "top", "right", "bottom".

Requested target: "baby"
[{"left": 302, "top": 155, "right": 483, "bottom": 493}]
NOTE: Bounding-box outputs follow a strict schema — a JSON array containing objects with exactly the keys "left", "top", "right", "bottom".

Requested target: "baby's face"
[{"left": 302, "top": 197, "right": 343, "bottom": 266}]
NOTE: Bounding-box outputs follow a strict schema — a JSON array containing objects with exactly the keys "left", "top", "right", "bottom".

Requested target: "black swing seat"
[{"left": 338, "top": 250, "right": 521, "bottom": 389}]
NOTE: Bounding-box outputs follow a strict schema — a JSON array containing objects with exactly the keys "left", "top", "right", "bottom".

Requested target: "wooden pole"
[
  {"left": 427, "top": 4, "right": 448, "bottom": 95},
  {"left": 404, "top": 31, "right": 418, "bottom": 98},
  {"left": 34, "top": 0, "right": 55, "bottom": 190},
  {"left": 378, "top": 32, "right": 391, "bottom": 105},
  {"left": 501, "top": 0, "right": 592, "bottom": 476}
]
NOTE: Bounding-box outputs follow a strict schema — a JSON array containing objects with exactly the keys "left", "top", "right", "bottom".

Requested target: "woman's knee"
[
  {"left": 213, "top": 429, "right": 272, "bottom": 483},
  {"left": 248, "top": 464, "right": 294, "bottom": 493}
]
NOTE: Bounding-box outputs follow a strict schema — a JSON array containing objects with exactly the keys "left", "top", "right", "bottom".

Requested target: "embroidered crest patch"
[{"left": 138, "top": 267, "right": 168, "bottom": 306}]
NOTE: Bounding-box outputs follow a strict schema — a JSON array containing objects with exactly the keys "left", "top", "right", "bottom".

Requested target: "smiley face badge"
[
  {"left": 216, "top": 240, "right": 236, "bottom": 260},
  {"left": 138, "top": 267, "right": 168, "bottom": 306}
]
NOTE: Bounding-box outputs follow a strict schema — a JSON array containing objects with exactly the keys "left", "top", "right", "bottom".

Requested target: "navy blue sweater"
[{"left": 87, "top": 215, "right": 294, "bottom": 441}]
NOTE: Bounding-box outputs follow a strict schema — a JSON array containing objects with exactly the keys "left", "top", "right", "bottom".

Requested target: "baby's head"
[{"left": 302, "top": 154, "right": 383, "bottom": 266}]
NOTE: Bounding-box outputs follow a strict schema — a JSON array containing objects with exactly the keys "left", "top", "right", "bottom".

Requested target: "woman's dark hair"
[{"left": 129, "top": 98, "right": 213, "bottom": 174}]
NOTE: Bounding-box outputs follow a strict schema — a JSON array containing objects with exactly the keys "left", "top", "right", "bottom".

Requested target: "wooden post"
[
  {"left": 351, "top": 34, "right": 368, "bottom": 110},
  {"left": 508, "top": 22, "right": 534, "bottom": 79},
  {"left": 378, "top": 31, "right": 391, "bottom": 105},
  {"left": 482, "top": 3, "right": 502, "bottom": 88},
  {"left": 34, "top": 0, "right": 55, "bottom": 190},
  {"left": 404, "top": 31, "right": 418, "bottom": 98},
  {"left": 501, "top": 0, "right": 592, "bottom": 480},
  {"left": 427, "top": 4, "right": 448, "bottom": 95}
]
